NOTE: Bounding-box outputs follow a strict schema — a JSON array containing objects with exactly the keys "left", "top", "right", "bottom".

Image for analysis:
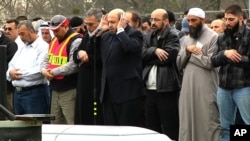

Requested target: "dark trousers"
[
  {"left": 75, "top": 92, "right": 103, "bottom": 125},
  {"left": 103, "top": 86, "right": 141, "bottom": 126},
  {"left": 145, "top": 90, "right": 179, "bottom": 141},
  {"left": 14, "top": 85, "right": 50, "bottom": 115},
  {"left": 6, "top": 91, "right": 14, "bottom": 113}
]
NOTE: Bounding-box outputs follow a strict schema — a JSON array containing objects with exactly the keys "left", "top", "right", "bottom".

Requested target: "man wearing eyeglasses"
[
  {"left": 142, "top": 9, "right": 180, "bottom": 141},
  {"left": 4, "top": 19, "right": 24, "bottom": 115},
  {"left": 0, "top": 29, "right": 17, "bottom": 114},
  {"left": 73, "top": 8, "right": 104, "bottom": 125},
  {"left": 5, "top": 19, "right": 25, "bottom": 48},
  {"left": 41, "top": 15, "right": 82, "bottom": 124}
]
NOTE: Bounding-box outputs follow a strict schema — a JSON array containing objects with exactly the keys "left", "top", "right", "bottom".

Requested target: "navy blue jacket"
[{"left": 99, "top": 25, "right": 145, "bottom": 103}]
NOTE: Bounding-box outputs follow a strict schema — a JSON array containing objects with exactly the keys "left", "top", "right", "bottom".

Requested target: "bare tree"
[
  {"left": 0, "top": 0, "right": 249, "bottom": 23},
  {"left": 28, "top": 0, "right": 52, "bottom": 18},
  {"left": 0, "top": 0, "right": 18, "bottom": 19}
]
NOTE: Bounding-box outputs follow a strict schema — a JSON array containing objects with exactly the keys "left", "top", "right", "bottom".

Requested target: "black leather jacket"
[
  {"left": 142, "top": 25, "right": 181, "bottom": 92},
  {"left": 0, "top": 32, "right": 17, "bottom": 91}
]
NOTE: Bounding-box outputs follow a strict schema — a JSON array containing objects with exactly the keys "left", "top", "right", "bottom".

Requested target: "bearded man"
[
  {"left": 211, "top": 4, "right": 250, "bottom": 141},
  {"left": 176, "top": 8, "right": 221, "bottom": 141},
  {"left": 142, "top": 9, "right": 181, "bottom": 141}
]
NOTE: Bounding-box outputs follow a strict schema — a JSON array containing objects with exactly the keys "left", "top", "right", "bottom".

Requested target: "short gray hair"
[
  {"left": 85, "top": 8, "right": 103, "bottom": 22},
  {"left": 17, "top": 20, "right": 35, "bottom": 32}
]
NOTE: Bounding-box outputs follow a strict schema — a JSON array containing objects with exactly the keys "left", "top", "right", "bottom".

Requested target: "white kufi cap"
[{"left": 188, "top": 8, "right": 205, "bottom": 18}]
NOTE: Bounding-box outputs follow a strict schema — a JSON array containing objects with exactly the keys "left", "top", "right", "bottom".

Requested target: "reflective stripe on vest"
[{"left": 48, "top": 32, "right": 79, "bottom": 79}]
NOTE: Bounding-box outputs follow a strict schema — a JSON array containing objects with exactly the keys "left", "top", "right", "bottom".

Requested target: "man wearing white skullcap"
[
  {"left": 177, "top": 7, "right": 220, "bottom": 141},
  {"left": 188, "top": 7, "right": 205, "bottom": 19}
]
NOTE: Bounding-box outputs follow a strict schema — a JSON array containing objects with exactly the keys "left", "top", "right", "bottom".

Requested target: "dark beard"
[
  {"left": 189, "top": 23, "right": 203, "bottom": 39},
  {"left": 225, "top": 21, "right": 240, "bottom": 35},
  {"left": 79, "top": 28, "right": 85, "bottom": 35}
]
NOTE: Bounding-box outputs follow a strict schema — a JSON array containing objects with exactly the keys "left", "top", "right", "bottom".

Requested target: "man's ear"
[
  {"left": 201, "top": 18, "right": 206, "bottom": 24},
  {"left": 163, "top": 18, "right": 169, "bottom": 25},
  {"left": 239, "top": 15, "right": 244, "bottom": 22}
]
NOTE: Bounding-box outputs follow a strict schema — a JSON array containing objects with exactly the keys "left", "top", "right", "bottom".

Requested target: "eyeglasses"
[
  {"left": 85, "top": 23, "right": 95, "bottom": 27},
  {"left": 5, "top": 27, "right": 15, "bottom": 31},
  {"left": 150, "top": 18, "right": 162, "bottom": 22}
]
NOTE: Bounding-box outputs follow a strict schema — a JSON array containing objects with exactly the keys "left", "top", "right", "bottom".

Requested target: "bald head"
[
  {"left": 152, "top": 9, "right": 167, "bottom": 14},
  {"left": 151, "top": 9, "right": 168, "bottom": 20},
  {"left": 109, "top": 8, "right": 125, "bottom": 20},
  {"left": 108, "top": 8, "right": 125, "bottom": 33},
  {"left": 211, "top": 19, "right": 226, "bottom": 34},
  {"left": 150, "top": 9, "right": 169, "bottom": 35}
]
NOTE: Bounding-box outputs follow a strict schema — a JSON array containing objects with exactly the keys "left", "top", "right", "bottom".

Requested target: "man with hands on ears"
[{"left": 96, "top": 8, "right": 145, "bottom": 126}]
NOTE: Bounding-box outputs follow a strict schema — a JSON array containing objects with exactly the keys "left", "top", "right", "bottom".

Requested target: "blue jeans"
[
  {"left": 217, "top": 87, "right": 250, "bottom": 141},
  {"left": 14, "top": 85, "right": 50, "bottom": 115}
]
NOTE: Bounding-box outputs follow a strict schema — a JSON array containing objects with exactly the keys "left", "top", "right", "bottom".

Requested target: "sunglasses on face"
[{"left": 5, "top": 27, "right": 15, "bottom": 31}]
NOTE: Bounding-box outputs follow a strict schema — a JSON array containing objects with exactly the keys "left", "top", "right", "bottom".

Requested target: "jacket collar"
[
  {"left": 224, "top": 23, "right": 246, "bottom": 37},
  {"left": 235, "top": 24, "right": 246, "bottom": 37},
  {"left": 124, "top": 24, "right": 130, "bottom": 32},
  {"left": 151, "top": 24, "right": 171, "bottom": 39},
  {"left": 58, "top": 28, "right": 75, "bottom": 43}
]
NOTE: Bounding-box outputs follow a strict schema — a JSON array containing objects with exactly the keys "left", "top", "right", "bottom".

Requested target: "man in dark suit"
[{"left": 97, "top": 8, "right": 145, "bottom": 126}]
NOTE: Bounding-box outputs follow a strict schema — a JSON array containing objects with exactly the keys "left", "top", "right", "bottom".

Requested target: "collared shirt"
[
  {"left": 145, "top": 65, "right": 157, "bottom": 90},
  {"left": 116, "top": 27, "right": 124, "bottom": 34},
  {"left": 15, "top": 36, "right": 25, "bottom": 49},
  {"left": 7, "top": 37, "right": 49, "bottom": 87}
]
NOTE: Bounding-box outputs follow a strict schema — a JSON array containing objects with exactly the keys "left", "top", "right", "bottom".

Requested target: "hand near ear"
[
  {"left": 117, "top": 13, "right": 127, "bottom": 29},
  {"left": 98, "top": 15, "right": 109, "bottom": 34}
]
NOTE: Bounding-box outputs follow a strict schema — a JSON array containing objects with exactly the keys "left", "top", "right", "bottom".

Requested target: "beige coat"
[{"left": 176, "top": 25, "right": 221, "bottom": 141}]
